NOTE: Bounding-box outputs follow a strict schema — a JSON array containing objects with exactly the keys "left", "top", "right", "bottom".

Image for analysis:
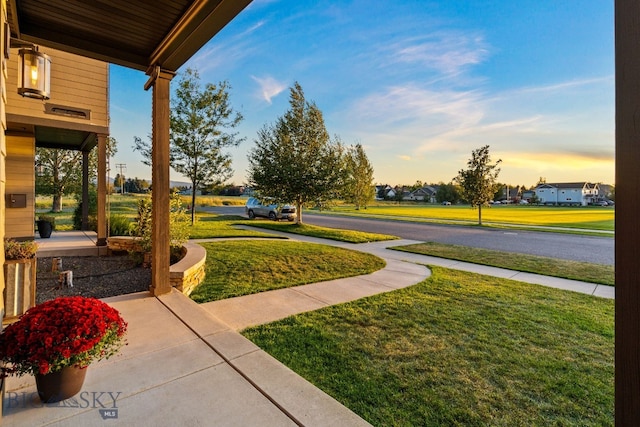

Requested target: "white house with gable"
[{"left": 535, "top": 182, "right": 599, "bottom": 206}]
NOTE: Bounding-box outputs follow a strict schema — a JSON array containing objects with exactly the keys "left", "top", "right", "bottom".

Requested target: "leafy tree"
[
  {"left": 393, "top": 187, "right": 405, "bottom": 203},
  {"left": 36, "top": 149, "right": 83, "bottom": 212},
  {"left": 113, "top": 173, "right": 125, "bottom": 192},
  {"left": 124, "top": 177, "right": 150, "bottom": 193},
  {"left": 455, "top": 145, "right": 502, "bottom": 225},
  {"left": 493, "top": 182, "right": 505, "bottom": 201},
  {"left": 247, "top": 82, "right": 344, "bottom": 224},
  {"left": 134, "top": 68, "right": 244, "bottom": 224},
  {"left": 36, "top": 137, "right": 118, "bottom": 212},
  {"left": 343, "top": 143, "right": 374, "bottom": 210},
  {"left": 435, "top": 182, "right": 461, "bottom": 204}
]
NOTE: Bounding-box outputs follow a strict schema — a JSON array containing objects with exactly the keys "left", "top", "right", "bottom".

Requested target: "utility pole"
[{"left": 116, "top": 163, "right": 126, "bottom": 194}]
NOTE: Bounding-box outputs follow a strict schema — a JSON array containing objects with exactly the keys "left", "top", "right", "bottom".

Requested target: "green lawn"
[
  {"left": 38, "top": 195, "right": 614, "bottom": 234},
  {"left": 188, "top": 214, "right": 280, "bottom": 239},
  {"left": 35, "top": 194, "right": 249, "bottom": 232},
  {"left": 189, "top": 240, "right": 386, "bottom": 302},
  {"left": 393, "top": 241, "right": 614, "bottom": 286},
  {"left": 323, "top": 204, "right": 614, "bottom": 231},
  {"left": 240, "top": 221, "right": 397, "bottom": 243},
  {"left": 243, "top": 266, "right": 614, "bottom": 426}
]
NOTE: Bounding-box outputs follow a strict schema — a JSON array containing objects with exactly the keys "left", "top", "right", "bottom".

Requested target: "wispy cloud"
[
  {"left": 348, "top": 84, "right": 485, "bottom": 140},
  {"left": 238, "top": 20, "right": 267, "bottom": 37},
  {"left": 189, "top": 40, "right": 254, "bottom": 75},
  {"left": 187, "top": 19, "right": 268, "bottom": 74},
  {"left": 251, "top": 75, "right": 288, "bottom": 104},
  {"left": 515, "top": 76, "right": 614, "bottom": 95},
  {"left": 397, "top": 155, "right": 411, "bottom": 161},
  {"left": 373, "top": 30, "right": 490, "bottom": 80},
  {"left": 337, "top": 68, "right": 613, "bottom": 185}
]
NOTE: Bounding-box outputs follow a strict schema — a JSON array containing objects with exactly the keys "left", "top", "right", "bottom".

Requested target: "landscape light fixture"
[{"left": 12, "top": 39, "right": 51, "bottom": 100}]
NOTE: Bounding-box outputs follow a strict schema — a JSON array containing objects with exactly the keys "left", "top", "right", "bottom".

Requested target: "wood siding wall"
[
  {"left": 1, "top": 0, "right": 7, "bottom": 409},
  {"left": 6, "top": 47, "right": 108, "bottom": 128},
  {"left": 5, "top": 135, "right": 35, "bottom": 239}
]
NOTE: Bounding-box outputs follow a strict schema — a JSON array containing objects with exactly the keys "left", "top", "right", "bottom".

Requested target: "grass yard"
[
  {"left": 188, "top": 214, "right": 281, "bottom": 239},
  {"left": 34, "top": 194, "right": 249, "bottom": 231},
  {"left": 243, "top": 266, "right": 614, "bottom": 426},
  {"left": 393, "top": 241, "right": 614, "bottom": 286},
  {"left": 240, "top": 221, "right": 397, "bottom": 243},
  {"left": 325, "top": 204, "right": 614, "bottom": 231},
  {"left": 189, "top": 240, "right": 386, "bottom": 303}
]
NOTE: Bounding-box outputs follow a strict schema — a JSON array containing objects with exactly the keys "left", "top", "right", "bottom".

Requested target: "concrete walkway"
[
  {"left": 3, "top": 229, "right": 613, "bottom": 425},
  {"left": 202, "top": 228, "right": 613, "bottom": 333}
]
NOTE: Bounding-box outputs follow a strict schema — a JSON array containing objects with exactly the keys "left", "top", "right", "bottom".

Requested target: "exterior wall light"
[{"left": 17, "top": 46, "right": 51, "bottom": 100}]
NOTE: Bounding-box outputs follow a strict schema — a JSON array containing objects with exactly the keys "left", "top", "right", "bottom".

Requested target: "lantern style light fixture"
[{"left": 17, "top": 46, "right": 51, "bottom": 100}]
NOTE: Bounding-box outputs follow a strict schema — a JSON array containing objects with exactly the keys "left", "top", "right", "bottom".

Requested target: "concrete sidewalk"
[
  {"left": 202, "top": 228, "right": 613, "bottom": 330},
  {"left": 3, "top": 291, "right": 371, "bottom": 426}
]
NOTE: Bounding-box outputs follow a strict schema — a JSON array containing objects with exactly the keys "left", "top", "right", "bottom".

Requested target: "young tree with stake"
[
  {"left": 455, "top": 145, "right": 501, "bottom": 225},
  {"left": 134, "top": 68, "right": 243, "bottom": 224}
]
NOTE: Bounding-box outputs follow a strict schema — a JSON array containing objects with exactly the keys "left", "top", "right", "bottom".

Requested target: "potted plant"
[
  {"left": 3, "top": 238, "right": 38, "bottom": 323},
  {"left": 36, "top": 215, "right": 56, "bottom": 238},
  {"left": 0, "top": 296, "right": 127, "bottom": 402}
]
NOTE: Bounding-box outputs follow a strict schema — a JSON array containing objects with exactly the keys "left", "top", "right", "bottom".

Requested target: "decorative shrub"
[
  {"left": 4, "top": 239, "right": 38, "bottom": 260},
  {"left": 73, "top": 189, "right": 97, "bottom": 231},
  {"left": 132, "top": 192, "right": 189, "bottom": 255},
  {"left": 108, "top": 214, "right": 132, "bottom": 237}
]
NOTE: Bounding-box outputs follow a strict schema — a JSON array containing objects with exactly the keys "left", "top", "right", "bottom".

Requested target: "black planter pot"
[{"left": 37, "top": 220, "right": 53, "bottom": 238}]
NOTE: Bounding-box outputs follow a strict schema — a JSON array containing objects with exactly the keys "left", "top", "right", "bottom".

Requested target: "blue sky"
[{"left": 109, "top": 0, "right": 614, "bottom": 187}]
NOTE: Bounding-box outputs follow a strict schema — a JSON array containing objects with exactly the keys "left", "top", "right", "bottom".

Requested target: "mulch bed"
[{"left": 36, "top": 255, "right": 151, "bottom": 304}]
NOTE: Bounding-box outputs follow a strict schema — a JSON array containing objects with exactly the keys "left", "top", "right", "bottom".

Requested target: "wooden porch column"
[
  {"left": 616, "top": 1, "right": 640, "bottom": 424},
  {"left": 96, "top": 134, "right": 107, "bottom": 246},
  {"left": 81, "top": 150, "right": 89, "bottom": 230},
  {"left": 145, "top": 67, "right": 175, "bottom": 296}
]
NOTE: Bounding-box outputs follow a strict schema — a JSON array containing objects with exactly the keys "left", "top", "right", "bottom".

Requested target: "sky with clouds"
[{"left": 109, "top": 0, "right": 614, "bottom": 187}]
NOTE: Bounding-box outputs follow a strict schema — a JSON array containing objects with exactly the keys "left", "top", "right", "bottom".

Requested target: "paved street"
[{"left": 204, "top": 206, "right": 615, "bottom": 266}]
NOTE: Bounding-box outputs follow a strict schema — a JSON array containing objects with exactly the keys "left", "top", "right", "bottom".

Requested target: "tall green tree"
[
  {"left": 113, "top": 173, "right": 125, "bottom": 192},
  {"left": 134, "top": 68, "right": 244, "bottom": 224},
  {"left": 455, "top": 145, "right": 501, "bottom": 225},
  {"left": 344, "top": 143, "right": 375, "bottom": 210},
  {"left": 36, "top": 137, "right": 117, "bottom": 212},
  {"left": 435, "top": 182, "right": 461, "bottom": 204},
  {"left": 247, "top": 82, "right": 344, "bottom": 224},
  {"left": 36, "top": 149, "right": 83, "bottom": 212}
]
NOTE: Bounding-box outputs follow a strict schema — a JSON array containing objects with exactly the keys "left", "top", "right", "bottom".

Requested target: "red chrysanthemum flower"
[{"left": 0, "top": 297, "right": 127, "bottom": 377}]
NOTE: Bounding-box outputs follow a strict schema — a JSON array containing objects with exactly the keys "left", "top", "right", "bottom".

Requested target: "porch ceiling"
[
  {"left": 33, "top": 126, "right": 96, "bottom": 151},
  {"left": 8, "top": 0, "right": 252, "bottom": 73},
  {"left": 6, "top": 0, "right": 251, "bottom": 151},
  {"left": 6, "top": 114, "right": 105, "bottom": 151}
]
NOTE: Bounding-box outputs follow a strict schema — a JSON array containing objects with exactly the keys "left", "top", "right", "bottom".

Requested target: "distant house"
[
  {"left": 535, "top": 182, "right": 599, "bottom": 206},
  {"left": 404, "top": 186, "right": 438, "bottom": 203},
  {"left": 521, "top": 189, "right": 536, "bottom": 203},
  {"left": 498, "top": 186, "right": 522, "bottom": 203},
  {"left": 375, "top": 184, "right": 395, "bottom": 200},
  {"left": 598, "top": 184, "right": 614, "bottom": 200}
]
